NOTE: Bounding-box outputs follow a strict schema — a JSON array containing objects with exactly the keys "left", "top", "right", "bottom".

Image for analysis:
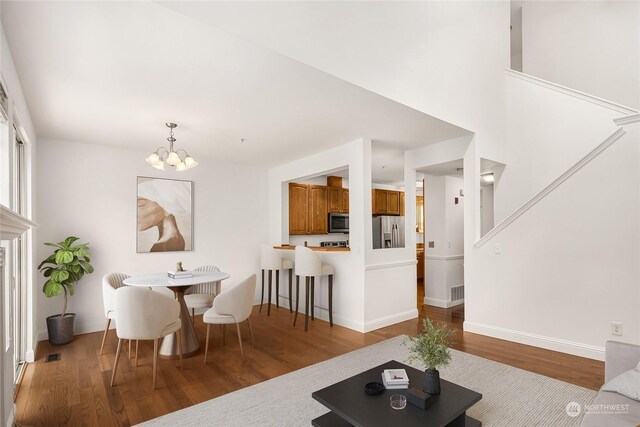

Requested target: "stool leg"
[
  {"left": 329, "top": 274, "right": 334, "bottom": 327},
  {"left": 304, "top": 276, "right": 310, "bottom": 332},
  {"left": 288, "top": 269, "right": 293, "bottom": 313},
  {"left": 276, "top": 270, "right": 280, "bottom": 309},
  {"left": 293, "top": 275, "right": 300, "bottom": 326},
  {"left": 259, "top": 269, "right": 265, "bottom": 313},
  {"left": 267, "top": 270, "right": 273, "bottom": 316},
  {"left": 310, "top": 277, "right": 315, "bottom": 321}
]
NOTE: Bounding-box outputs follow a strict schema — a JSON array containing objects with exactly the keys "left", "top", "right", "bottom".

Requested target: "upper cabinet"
[
  {"left": 289, "top": 183, "right": 330, "bottom": 235},
  {"left": 372, "top": 189, "right": 404, "bottom": 216},
  {"left": 289, "top": 183, "right": 309, "bottom": 235},
  {"left": 328, "top": 187, "right": 349, "bottom": 213}
]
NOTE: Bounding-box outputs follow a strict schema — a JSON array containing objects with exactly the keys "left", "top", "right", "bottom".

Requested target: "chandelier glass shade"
[{"left": 145, "top": 123, "right": 197, "bottom": 171}]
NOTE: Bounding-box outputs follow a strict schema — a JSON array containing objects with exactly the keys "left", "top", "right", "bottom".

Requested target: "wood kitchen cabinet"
[
  {"left": 329, "top": 187, "right": 350, "bottom": 213},
  {"left": 289, "top": 182, "right": 329, "bottom": 235},
  {"left": 308, "top": 185, "right": 328, "bottom": 234},
  {"left": 417, "top": 247, "right": 425, "bottom": 279},
  {"left": 372, "top": 189, "right": 404, "bottom": 216}
]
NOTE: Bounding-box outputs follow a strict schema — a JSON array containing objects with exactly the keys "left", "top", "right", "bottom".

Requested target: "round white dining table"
[{"left": 123, "top": 271, "right": 230, "bottom": 359}]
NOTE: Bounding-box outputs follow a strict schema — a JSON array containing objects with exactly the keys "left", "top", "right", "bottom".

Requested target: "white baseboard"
[
  {"left": 25, "top": 347, "right": 36, "bottom": 363},
  {"left": 363, "top": 309, "right": 418, "bottom": 333},
  {"left": 463, "top": 321, "right": 605, "bottom": 361},
  {"left": 425, "top": 297, "right": 464, "bottom": 309}
]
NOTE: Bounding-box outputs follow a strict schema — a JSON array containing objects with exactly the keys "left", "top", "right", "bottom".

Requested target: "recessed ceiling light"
[
  {"left": 381, "top": 165, "right": 387, "bottom": 169},
  {"left": 482, "top": 173, "right": 495, "bottom": 183}
]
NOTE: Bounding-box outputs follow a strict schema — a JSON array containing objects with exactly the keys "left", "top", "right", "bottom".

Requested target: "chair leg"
[
  {"left": 247, "top": 318, "right": 255, "bottom": 345},
  {"left": 135, "top": 340, "right": 139, "bottom": 367},
  {"left": 267, "top": 270, "right": 273, "bottom": 316},
  {"left": 152, "top": 338, "right": 159, "bottom": 390},
  {"left": 304, "top": 276, "right": 310, "bottom": 332},
  {"left": 99, "top": 318, "right": 111, "bottom": 355},
  {"left": 259, "top": 269, "right": 265, "bottom": 313},
  {"left": 329, "top": 274, "right": 334, "bottom": 327},
  {"left": 221, "top": 325, "right": 225, "bottom": 345},
  {"left": 204, "top": 324, "right": 211, "bottom": 364},
  {"left": 310, "top": 277, "right": 315, "bottom": 321},
  {"left": 128, "top": 339, "right": 132, "bottom": 358},
  {"left": 236, "top": 323, "right": 244, "bottom": 359},
  {"left": 191, "top": 308, "right": 195, "bottom": 325},
  {"left": 110, "top": 338, "right": 123, "bottom": 387},
  {"left": 177, "top": 329, "right": 184, "bottom": 370},
  {"left": 288, "top": 269, "right": 293, "bottom": 313},
  {"left": 293, "top": 275, "right": 300, "bottom": 326},
  {"left": 275, "top": 270, "right": 280, "bottom": 309}
]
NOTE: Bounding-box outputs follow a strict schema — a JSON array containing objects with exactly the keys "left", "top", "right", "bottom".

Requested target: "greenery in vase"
[
  {"left": 38, "top": 236, "right": 94, "bottom": 317},
  {"left": 404, "top": 318, "right": 456, "bottom": 370}
]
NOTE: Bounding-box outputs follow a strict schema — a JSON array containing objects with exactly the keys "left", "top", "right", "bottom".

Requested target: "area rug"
[{"left": 138, "top": 335, "right": 596, "bottom": 426}]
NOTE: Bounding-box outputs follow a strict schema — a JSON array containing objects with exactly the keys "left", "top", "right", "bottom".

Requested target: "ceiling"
[
  {"left": 1, "top": 1, "right": 469, "bottom": 167},
  {"left": 417, "top": 159, "right": 464, "bottom": 177}
]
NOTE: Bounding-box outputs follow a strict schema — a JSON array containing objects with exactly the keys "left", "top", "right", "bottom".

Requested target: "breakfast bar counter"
[{"left": 273, "top": 245, "right": 350, "bottom": 252}]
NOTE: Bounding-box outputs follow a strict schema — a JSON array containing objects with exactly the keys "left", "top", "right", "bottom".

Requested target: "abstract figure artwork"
[{"left": 137, "top": 177, "right": 193, "bottom": 253}]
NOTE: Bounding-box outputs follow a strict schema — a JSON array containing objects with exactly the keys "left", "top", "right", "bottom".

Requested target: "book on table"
[
  {"left": 381, "top": 369, "right": 409, "bottom": 389},
  {"left": 168, "top": 271, "right": 193, "bottom": 279}
]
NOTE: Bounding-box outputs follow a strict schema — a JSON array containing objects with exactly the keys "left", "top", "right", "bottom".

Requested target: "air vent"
[{"left": 450, "top": 285, "right": 464, "bottom": 302}]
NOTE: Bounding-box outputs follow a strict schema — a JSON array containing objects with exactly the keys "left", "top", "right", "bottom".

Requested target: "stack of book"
[
  {"left": 168, "top": 270, "right": 192, "bottom": 279},
  {"left": 381, "top": 368, "right": 409, "bottom": 389}
]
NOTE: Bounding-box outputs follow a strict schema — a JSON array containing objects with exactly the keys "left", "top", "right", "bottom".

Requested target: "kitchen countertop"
[{"left": 274, "top": 245, "right": 350, "bottom": 252}]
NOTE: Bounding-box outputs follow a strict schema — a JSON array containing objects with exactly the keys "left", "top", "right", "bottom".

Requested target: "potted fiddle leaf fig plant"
[
  {"left": 38, "top": 236, "right": 94, "bottom": 345},
  {"left": 404, "top": 318, "right": 456, "bottom": 395}
]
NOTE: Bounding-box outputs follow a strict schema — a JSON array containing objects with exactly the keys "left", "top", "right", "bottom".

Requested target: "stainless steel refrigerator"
[{"left": 372, "top": 216, "right": 405, "bottom": 249}]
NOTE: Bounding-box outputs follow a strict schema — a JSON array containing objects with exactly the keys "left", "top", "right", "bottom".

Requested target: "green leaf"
[
  {"left": 67, "top": 283, "right": 75, "bottom": 296},
  {"left": 44, "top": 242, "right": 64, "bottom": 249},
  {"left": 75, "top": 248, "right": 90, "bottom": 260},
  {"left": 71, "top": 265, "right": 82, "bottom": 274},
  {"left": 44, "top": 280, "right": 63, "bottom": 298},
  {"left": 64, "top": 236, "right": 80, "bottom": 247},
  {"left": 51, "top": 269, "right": 70, "bottom": 283},
  {"left": 79, "top": 260, "right": 94, "bottom": 274},
  {"left": 38, "top": 254, "right": 57, "bottom": 269},
  {"left": 42, "top": 268, "right": 54, "bottom": 278},
  {"left": 55, "top": 250, "right": 74, "bottom": 265}
]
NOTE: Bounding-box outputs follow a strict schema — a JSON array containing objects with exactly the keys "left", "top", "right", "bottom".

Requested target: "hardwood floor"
[{"left": 16, "top": 300, "right": 604, "bottom": 426}]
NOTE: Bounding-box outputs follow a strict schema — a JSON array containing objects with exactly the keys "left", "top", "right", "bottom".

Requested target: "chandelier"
[{"left": 145, "top": 123, "right": 197, "bottom": 171}]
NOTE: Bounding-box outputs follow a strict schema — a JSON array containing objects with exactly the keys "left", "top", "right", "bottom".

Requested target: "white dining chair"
[
  {"left": 100, "top": 272, "right": 130, "bottom": 355},
  {"left": 260, "top": 245, "right": 294, "bottom": 315},
  {"left": 110, "top": 286, "right": 183, "bottom": 390},
  {"left": 203, "top": 275, "right": 256, "bottom": 362},
  {"left": 185, "top": 265, "right": 221, "bottom": 321},
  {"left": 293, "top": 246, "right": 334, "bottom": 331}
]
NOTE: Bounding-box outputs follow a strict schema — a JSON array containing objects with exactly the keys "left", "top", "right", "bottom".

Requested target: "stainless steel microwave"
[{"left": 328, "top": 213, "right": 349, "bottom": 233}]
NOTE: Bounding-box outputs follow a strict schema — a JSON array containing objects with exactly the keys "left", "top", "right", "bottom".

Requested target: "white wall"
[
  {"left": 495, "top": 71, "right": 632, "bottom": 223},
  {"left": 521, "top": 1, "right": 640, "bottom": 109},
  {"left": 423, "top": 175, "right": 464, "bottom": 308},
  {"left": 480, "top": 184, "right": 494, "bottom": 237},
  {"left": 35, "top": 138, "right": 268, "bottom": 340},
  {"left": 0, "top": 21, "right": 37, "bottom": 427},
  {"left": 466, "top": 121, "right": 640, "bottom": 360}
]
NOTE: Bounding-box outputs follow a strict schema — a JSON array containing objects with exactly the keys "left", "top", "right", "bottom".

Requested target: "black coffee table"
[{"left": 312, "top": 360, "right": 482, "bottom": 427}]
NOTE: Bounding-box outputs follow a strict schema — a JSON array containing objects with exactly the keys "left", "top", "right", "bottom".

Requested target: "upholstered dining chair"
[
  {"left": 260, "top": 245, "right": 294, "bottom": 315},
  {"left": 110, "top": 286, "right": 183, "bottom": 390},
  {"left": 100, "top": 272, "right": 130, "bottom": 355},
  {"left": 293, "top": 246, "right": 334, "bottom": 331},
  {"left": 203, "top": 275, "right": 256, "bottom": 362},
  {"left": 185, "top": 265, "right": 221, "bottom": 322}
]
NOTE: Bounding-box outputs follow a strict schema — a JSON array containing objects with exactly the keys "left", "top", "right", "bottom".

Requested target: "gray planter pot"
[
  {"left": 422, "top": 368, "right": 441, "bottom": 395},
  {"left": 46, "top": 313, "right": 75, "bottom": 345}
]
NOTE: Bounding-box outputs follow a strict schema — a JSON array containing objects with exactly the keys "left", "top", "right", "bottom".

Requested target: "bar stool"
[
  {"left": 293, "top": 246, "right": 334, "bottom": 331},
  {"left": 260, "top": 245, "right": 294, "bottom": 315}
]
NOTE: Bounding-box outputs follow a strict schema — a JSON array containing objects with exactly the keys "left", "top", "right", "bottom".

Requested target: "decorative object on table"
[
  {"left": 364, "top": 382, "right": 385, "bottom": 396},
  {"left": 404, "top": 318, "right": 456, "bottom": 395},
  {"left": 389, "top": 394, "right": 407, "bottom": 410},
  {"left": 137, "top": 176, "right": 193, "bottom": 253},
  {"left": 177, "top": 261, "right": 184, "bottom": 271},
  {"left": 406, "top": 387, "right": 433, "bottom": 410},
  {"left": 381, "top": 368, "right": 409, "bottom": 389},
  {"left": 38, "top": 236, "right": 94, "bottom": 345},
  {"left": 145, "top": 122, "right": 197, "bottom": 171}
]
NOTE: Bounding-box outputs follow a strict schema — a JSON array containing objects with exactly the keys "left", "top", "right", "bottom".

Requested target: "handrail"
[
  {"left": 475, "top": 127, "right": 627, "bottom": 248},
  {"left": 505, "top": 69, "right": 639, "bottom": 115}
]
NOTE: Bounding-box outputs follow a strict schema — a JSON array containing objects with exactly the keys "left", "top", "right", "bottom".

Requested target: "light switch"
[
  {"left": 428, "top": 241, "right": 435, "bottom": 248},
  {"left": 494, "top": 243, "right": 502, "bottom": 254}
]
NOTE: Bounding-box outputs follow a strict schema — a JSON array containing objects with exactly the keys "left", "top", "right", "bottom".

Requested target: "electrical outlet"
[
  {"left": 611, "top": 322, "right": 623, "bottom": 336},
  {"left": 494, "top": 243, "right": 502, "bottom": 254},
  {"left": 428, "top": 241, "right": 435, "bottom": 248}
]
